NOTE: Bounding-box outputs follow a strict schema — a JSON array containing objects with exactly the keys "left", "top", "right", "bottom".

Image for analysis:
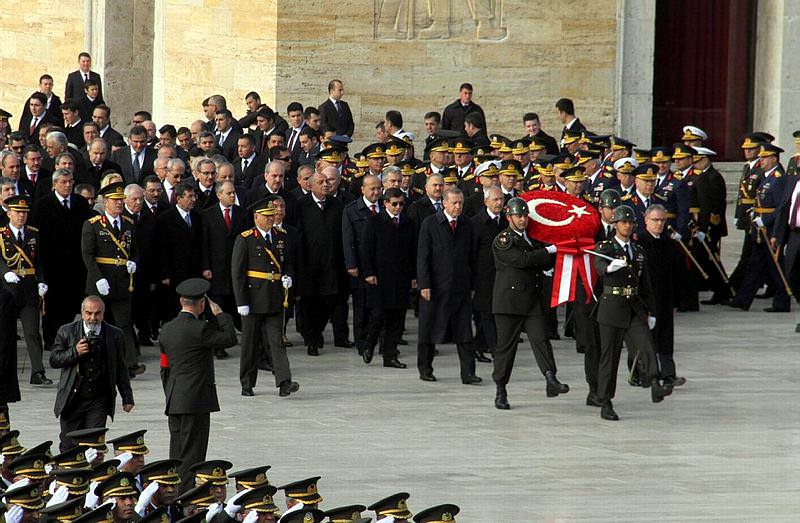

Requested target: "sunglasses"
[{"left": 386, "top": 201, "right": 404, "bottom": 207}]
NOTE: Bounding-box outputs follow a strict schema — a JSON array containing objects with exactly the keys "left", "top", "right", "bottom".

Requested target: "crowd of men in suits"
[{"left": 0, "top": 55, "right": 799, "bottom": 421}]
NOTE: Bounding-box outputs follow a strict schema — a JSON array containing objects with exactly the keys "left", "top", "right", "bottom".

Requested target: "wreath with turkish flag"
[{"left": 519, "top": 190, "right": 601, "bottom": 306}]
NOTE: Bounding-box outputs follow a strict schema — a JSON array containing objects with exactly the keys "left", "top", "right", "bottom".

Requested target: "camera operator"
[{"left": 50, "top": 295, "right": 134, "bottom": 451}]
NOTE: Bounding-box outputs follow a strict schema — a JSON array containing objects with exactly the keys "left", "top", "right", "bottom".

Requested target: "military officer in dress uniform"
[
  {"left": 136, "top": 459, "right": 182, "bottom": 520},
  {"left": 413, "top": 504, "right": 460, "bottom": 523},
  {"left": 278, "top": 476, "right": 323, "bottom": 510},
  {"left": 592, "top": 205, "right": 672, "bottom": 421},
  {"left": 368, "top": 492, "right": 413, "bottom": 522},
  {"left": 81, "top": 182, "right": 139, "bottom": 376},
  {"left": 0, "top": 195, "right": 51, "bottom": 385},
  {"left": 491, "top": 197, "right": 568, "bottom": 410},
  {"left": 231, "top": 198, "right": 298, "bottom": 398}
]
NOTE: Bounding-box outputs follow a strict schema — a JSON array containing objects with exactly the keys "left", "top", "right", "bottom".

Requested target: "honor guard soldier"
[
  {"left": 52, "top": 467, "right": 93, "bottom": 499},
  {"left": 39, "top": 497, "right": 88, "bottom": 522},
  {"left": 232, "top": 198, "right": 298, "bottom": 398},
  {"left": 368, "top": 492, "right": 413, "bottom": 522},
  {"left": 232, "top": 485, "right": 281, "bottom": 523},
  {"left": 95, "top": 472, "right": 139, "bottom": 522},
  {"left": 0, "top": 195, "right": 51, "bottom": 385},
  {"left": 7, "top": 452, "right": 50, "bottom": 484},
  {"left": 3, "top": 482, "right": 45, "bottom": 522},
  {"left": 592, "top": 205, "right": 673, "bottom": 421},
  {"left": 136, "top": 459, "right": 182, "bottom": 519},
  {"left": 81, "top": 182, "right": 139, "bottom": 377},
  {"left": 278, "top": 477, "right": 323, "bottom": 509},
  {"left": 412, "top": 504, "right": 460, "bottom": 523},
  {"left": 189, "top": 460, "right": 232, "bottom": 503},
  {"left": 108, "top": 430, "right": 149, "bottom": 474},
  {"left": 491, "top": 197, "right": 568, "bottom": 410},
  {"left": 64, "top": 427, "right": 107, "bottom": 465}
]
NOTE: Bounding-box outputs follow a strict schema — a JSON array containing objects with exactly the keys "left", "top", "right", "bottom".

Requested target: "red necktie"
[
  {"left": 29, "top": 172, "right": 36, "bottom": 185},
  {"left": 29, "top": 117, "right": 37, "bottom": 135},
  {"left": 392, "top": 216, "right": 399, "bottom": 227},
  {"left": 169, "top": 189, "right": 177, "bottom": 204},
  {"left": 224, "top": 207, "right": 231, "bottom": 230},
  {"left": 370, "top": 204, "right": 377, "bottom": 215},
  {"left": 450, "top": 219, "right": 457, "bottom": 233}
]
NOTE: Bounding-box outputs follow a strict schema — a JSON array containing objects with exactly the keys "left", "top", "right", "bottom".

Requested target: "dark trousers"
[
  {"left": 103, "top": 296, "right": 137, "bottom": 368},
  {"left": 16, "top": 302, "right": 45, "bottom": 375},
  {"left": 729, "top": 231, "right": 754, "bottom": 291},
  {"left": 542, "top": 275, "right": 559, "bottom": 336},
  {"left": 42, "top": 285, "right": 80, "bottom": 348},
  {"left": 627, "top": 311, "right": 676, "bottom": 379},
  {"left": 59, "top": 395, "right": 110, "bottom": 451},
  {"left": 299, "top": 294, "right": 336, "bottom": 347},
  {"left": 572, "top": 281, "right": 597, "bottom": 354},
  {"left": 168, "top": 413, "right": 210, "bottom": 481},
  {"left": 492, "top": 313, "right": 555, "bottom": 386},
  {"left": 351, "top": 288, "right": 369, "bottom": 352},
  {"left": 731, "top": 238, "right": 790, "bottom": 310},
  {"left": 332, "top": 290, "right": 350, "bottom": 344},
  {"left": 132, "top": 282, "right": 156, "bottom": 340},
  {"left": 597, "top": 317, "right": 658, "bottom": 403},
  {"left": 417, "top": 342, "right": 475, "bottom": 379},
  {"left": 365, "top": 307, "right": 404, "bottom": 360},
  {"left": 240, "top": 312, "right": 290, "bottom": 388},
  {"left": 473, "top": 310, "right": 497, "bottom": 352}
]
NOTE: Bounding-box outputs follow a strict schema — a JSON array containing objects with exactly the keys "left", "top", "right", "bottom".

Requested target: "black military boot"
[
  {"left": 495, "top": 384, "right": 510, "bottom": 410},
  {"left": 651, "top": 380, "right": 673, "bottom": 403},
  {"left": 545, "top": 371, "right": 569, "bottom": 397}
]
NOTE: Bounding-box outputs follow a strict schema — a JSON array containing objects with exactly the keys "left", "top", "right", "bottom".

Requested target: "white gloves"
[
  {"left": 126, "top": 261, "right": 137, "bottom": 274},
  {"left": 205, "top": 502, "right": 224, "bottom": 522},
  {"left": 282, "top": 501, "right": 304, "bottom": 516},
  {"left": 3, "top": 272, "right": 20, "bottom": 284},
  {"left": 44, "top": 463, "right": 53, "bottom": 475},
  {"left": 648, "top": 315, "right": 657, "bottom": 330},
  {"left": 281, "top": 275, "right": 292, "bottom": 289},
  {"left": 545, "top": 245, "right": 557, "bottom": 254},
  {"left": 224, "top": 488, "right": 250, "bottom": 518},
  {"left": 606, "top": 259, "right": 627, "bottom": 273},
  {"left": 4, "top": 505, "right": 23, "bottom": 523},
  {"left": 85, "top": 480, "right": 100, "bottom": 509},
  {"left": 116, "top": 451, "right": 133, "bottom": 469},
  {"left": 670, "top": 231, "right": 682, "bottom": 242},
  {"left": 84, "top": 448, "right": 98, "bottom": 464},
  {"left": 242, "top": 510, "right": 259, "bottom": 523},
  {"left": 47, "top": 485, "right": 69, "bottom": 507},
  {"left": 376, "top": 516, "right": 396, "bottom": 523},
  {"left": 38, "top": 283, "right": 48, "bottom": 296},
  {"left": 237, "top": 305, "right": 250, "bottom": 317},
  {"left": 693, "top": 231, "right": 706, "bottom": 242},
  {"left": 96, "top": 278, "right": 110, "bottom": 296},
  {"left": 135, "top": 481, "right": 160, "bottom": 516},
  {"left": 542, "top": 269, "right": 554, "bottom": 277},
  {"left": 753, "top": 216, "right": 764, "bottom": 228}
]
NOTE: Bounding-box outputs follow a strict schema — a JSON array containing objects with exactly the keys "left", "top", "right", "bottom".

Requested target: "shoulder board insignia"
[
  {"left": 582, "top": 194, "right": 593, "bottom": 202},
  {"left": 462, "top": 174, "right": 475, "bottom": 182},
  {"left": 620, "top": 194, "right": 632, "bottom": 201},
  {"left": 0, "top": 227, "right": 6, "bottom": 233},
  {"left": 603, "top": 172, "right": 615, "bottom": 178},
  {"left": 274, "top": 226, "right": 286, "bottom": 234},
  {"left": 527, "top": 184, "right": 540, "bottom": 191},
  {"left": 413, "top": 187, "right": 424, "bottom": 194},
  {"left": 414, "top": 167, "right": 427, "bottom": 175},
  {"left": 774, "top": 171, "right": 782, "bottom": 178},
  {"left": 26, "top": 225, "right": 38, "bottom": 232},
  {"left": 345, "top": 167, "right": 358, "bottom": 174},
  {"left": 653, "top": 193, "right": 666, "bottom": 201},
  {"left": 89, "top": 216, "right": 102, "bottom": 223},
  {"left": 673, "top": 172, "right": 683, "bottom": 180},
  {"left": 122, "top": 216, "right": 134, "bottom": 224},
  {"left": 241, "top": 229, "right": 254, "bottom": 237},
  {"left": 353, "top": 172, "right": 365, "bottom": 179}
]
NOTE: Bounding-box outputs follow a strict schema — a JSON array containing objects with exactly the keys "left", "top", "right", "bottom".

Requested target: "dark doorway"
[{"left": 651, "top": 0, "right": 756, "bottom": 160}]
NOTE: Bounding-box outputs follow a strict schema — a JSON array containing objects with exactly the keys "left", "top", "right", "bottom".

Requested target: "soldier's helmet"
[
  {"left": 611, "top": 204, "right": 636, "bottom": 223},
  {"left": 599, "top": 189, "right": 621, "bottom": 209},
  {"left": 504, "top": 197, "right": 529, "bottom": 217}
]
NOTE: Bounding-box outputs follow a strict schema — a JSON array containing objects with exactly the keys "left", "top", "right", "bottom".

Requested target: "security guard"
[
  {"left": 231, "top": 198, "right": 298, "bottom": 398},
  {"left": 592, "top": 205, "right": 672, "bottom": 421},
  {"left": 491, "top": 197, "right": 568, "bottom": 410},
  {"left": 81, "top": 182, "right": 139, "bottom": 377},
  {"left": 0, "top": 195, "right": 51, "bottom": 385}
]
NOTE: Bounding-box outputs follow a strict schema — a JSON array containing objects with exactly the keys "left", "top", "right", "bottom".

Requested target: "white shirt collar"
[
  {"left": 8, "top": 224, "right": 22, "bottom": 238},
  {"left": 56, "top": 193, "right": 70, "bottom": 204},
  {"left": 243, "top": 153, "right": 256, "bottom": 163},
  {"left": 636, "top": 190, "right": 651, "bottom": 202},
  {"left": 363, "top": 196, "right": 378, "bottom": 210},
  {"left": 219, "top": 202, "right": 232, "bottom": 213},
  {"left": 256, "top": 226, "right": 271, "bottom": 240},
  {"left": 176, "top": 206, "right": 190, "bottom": 219},
  {"left": 385, "top": 208, "right": 399, "bottom": 220},
  {"left": 429, "top": 197, "right": 441, "bottom": 206},
  {"left": 443, "top": 210, "right": 456, "bottom": 222},
  {"left": 565, "top": 117, "right": 577, "bottom": 129},
  {"left": 329, "top": 96, "right": 339, "bottom": 105},
  {"left": 218, "top": 127, "right": 232, "bottom": 141},
  {"left": 104, "top": 211, "right": 121, "bottom": 225},
  {"left": 82, "top": 322, "right": 100, "bottom": 336},
  {"left": 312, "top": 193, "right": 326, "bottom": 205},
  {"left": 486, "top": 209, "right": 499, "bottom": 220},
  {"left": 614, "top": 236, "right": 631, "bottom": 249}
]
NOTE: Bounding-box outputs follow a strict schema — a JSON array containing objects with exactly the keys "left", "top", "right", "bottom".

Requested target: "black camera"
[{"left": 85, "top": 332, "right": 102, "bottom": 352}]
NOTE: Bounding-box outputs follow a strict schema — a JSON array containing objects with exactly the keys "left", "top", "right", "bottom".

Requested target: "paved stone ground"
[{"left": 10, "top": 211, "right": 800, "bottom": 521}]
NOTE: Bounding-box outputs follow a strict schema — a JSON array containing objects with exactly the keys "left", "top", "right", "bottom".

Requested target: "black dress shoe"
[
  {"left": 282, "top": 335, "right": 293, "bottom": 347},
  {"left": 30, "top": 372, "right": 52, "bottom": 385},
  {"left": 363, "top": 348, "right": 374, "bottom": 364},
  {"left": 241, "top": 387, "right": 254, "bottom": 396},
  {"left": 601, "top": 403, "right": 619, "bottom": 421},
  {"left": 701, "top": 298, "right": 729, "bottom": 305},
  {"left": 279, "top": 380, "right": 300, "bottom": 397},
  {"left": 335, "top": 340, "right": 355, "bottom": 348},
  {"left": 397, "top": 338, "right": 408, "bottom": 346},
  {"left": 544, "top": 371, "right": 569, "bottom": 397},
  {"left": 764, "top": 307, "right": 790, "bottom": 313},
  {"left": 307, "top": 346, "right": 319, "bottom": 356},
  {"left": 586, "top": 393, "right": 603, "bottom": 407},
  {"left": 214, "top": 348, "right": 229, "bottom": 359},
  {"left": 651, "top": 381, "right": 673, "bottom": 403},
  {"left": 383, "top": 358, "right": 406, "bottom": 369},
  {"left": 420, "top": 373, "right": 437, "bottom": 382},
  {"left": 728, "top": 302, "right": 749, "bottom": 311},
  {"left": 474, "top": 351, "right": 492, "bottom": 363},
  {"left": 663, "top": 376, "right": 687, "bottom": 387},
  {"left": 495, "top": 385, "right": 510, "bottom": 410},
  {"left": 461, "top": 375, "right": 482, "bottom": 385}
]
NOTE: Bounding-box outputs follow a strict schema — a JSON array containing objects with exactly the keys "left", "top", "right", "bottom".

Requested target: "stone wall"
[{"left": 0, "top": 0, "right": 86, "bottom": 127}]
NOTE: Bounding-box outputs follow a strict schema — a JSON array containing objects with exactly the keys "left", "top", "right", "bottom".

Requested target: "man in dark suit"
[
  {"left": 50, "top": 295, "right": 134, "bottom": 451},
  {"left": 122, "top": 184, "right": 157, "bottom": 349},
  {"left": 295, "top": 167, "right": 345, "bottom": 356},
  {"left": 318, "top": 79, "right": 355, "bottom": 137},
  {"left": 155, "top": 183, "right": 203, "bottom": 317},
  {"left": 406, "top": 174, "right": 444, "bottom": 232},
  {"left": 342, "top": 174, "right": 381, "bottom": 359},
  {"left": 214, "top": 110, "right": 242, "bottom": 162},
  {"left": 592, "top": 205, "right": 672, "bottom": 421},
  {"left": 76, "top": 79, "right": 104, "bottom": 124},
  {"left": 20, "top": 145, "right": 53, "bottom": 202},
  {"left": 416, "top": 187, "right": 479, "bottom": 384},
  {"left": 194, "top": 159, "right": 218, "bottom": 211},
  {"left": 201, "top": 180, "right": 248, "bottom": 342},
  {"left": 30, "top": 169, "right": 93, "bottom": 349},
  {"left": 82, "top": 138, "right": 122, "bottom": 190},
  {"left": 65, "top": 52, "right": 103, "bottom": 102},
  {"left": 470, "top": 187, "right": 505, "bottom": 363},
  {"left": 246, "top": 161, "right": 297, "bottom": 225},
  {"left": 360, "top": 188, "right": 415, "bottom": 368},
  {"left": 522, "top": 112, "right": 559, "bottom": 155},
  {"left": 60, "top": 100, "right": 85, "bottom": 148},
  {"left": 159, "top": 278, "right": 236, "bottom": 480},
  {"left": 233, "top": 134, "right": 266, "bottom": 189},
  {"left": 110, "top": 125, "right": 156, "bottom": 184},
  {"left": 491, "top": 198, "right": 568, "bottom": 410},
  {"left": 441, "top": 83, "right": 485, "bottom": 134},
  {"left": 284, "top": 102, "right": 306, "bottom": 164},
  {"left": 18, "top": 93, "right": 59, "bottom": 144},
  {"left": 231, "top": 198, "right": 298, "bottom": 397},
  {"left": 20, "top": 74, "right": 63, "bottom": 128},
  {"left": 92, "top": 105, "right": 124, "bottom": 148},
  {"left": 555, "top": 98, "right": 586, "bottom": 140}
]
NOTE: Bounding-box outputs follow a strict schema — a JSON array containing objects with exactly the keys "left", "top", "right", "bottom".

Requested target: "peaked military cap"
[
  {"left": 449, "top": 138, "right": 474, "bottom": 154},
  {"left": 235, "top": 485, "right": 280, "bottom": 514},
  {"left": 528, "top": 136, "right": 548, "bottom": 151},
  {"left": 174, "top": 482, "right": 215, "bottom": 508},
  {"left": 279, "top": 476, "right": 323, "bottom": 505},
  {"left": 90, "top": 459, "right": 121, "bottom": 482},
  {"left": 412, "top": 504, "right": 459, "bottom": 523},
  {"left": 98, "top": 182, "right": 125, "bottom": 200},
  {"left": 230, "top": 466, "right": 271, "bottom": 489},
  {"left": 649, "top": 147, "right": 672, "bottom": 162},
  {"left": 53, "top": 446, "right": 89, "bottom": 469},
  {"left": 8, "top": 453, "right": 50, "bottom": 480},
  {"left": 53, "top": 468, "right": 93, "bottom": 495},
  {"left": 248, "top": 198, "right": 279, "bottom": 216},
  {"left": 612, "top": 157, "right": 638, "bottom": 174},
  {"left": 324, "top": 504, "right": 366, "bottom": 523},
  {"left": 0, "top": 430, "right": 25, "bottom": 457},
  {"left": 562, "top": 166, "right": 587, "bottom": 182},
  {"left": 139, "top": 459, "right": 182, "bottom": 486},
  {"left": 384, "top": 138, "right": 407, "bottom": 156},
  {"left": 425, "top": 137, "right": 450, "bottom": 154},
  {"left": 0, "top": 108, "right": 12, "bottom": 120},
  {"left": 367, "top": 492, "right": 412, "bottom": 520},
  {"left": 362, "top": 143, "right": 387, "bottom": 159},
  {"left": 611, "top": 136, "right": 636, "bottom": 150},
  {"left": 190, "top": 460, "right": 232, "bottom": 486},
  {"left": 0, "top": 405, "right": 10, "bottom": 431},
  {"left": 4, "top": 482, "right": 45, "bottom": 510},
  {"left": 681, "top": 125, "right": 707, "bottom": 141},
  {"left": 5, "top": 195, "right": 32, "bottom": 213},
  {"left": 108, "top": 430, "right": 148, "bottom": 455},
  {"left": 489, "top": 134, "right": 510, "bottom": 149},
  {"left": 72, "top": 502, "right": 115, "bottom": 523},
  {"left": 39, "top": 497, "right": 87, "bottom": 523},
  {"left": 175, "top": 278, "right": 210, "bottom": 300},
  {"left": 562, "top": 129, "right": 582, "bottom": 145},
  {"left": 633, "top": 163, "right": 658, "bottom": 180},
  {"left": 95, "top": 471, "right": 138, "bottom": 499},
  {"left": 22, "top": 440, "right": 52, "bottom": 458},
  {"left": 279, "top": 508, "right": 325, "bottom": 523},
  {"left": 671, "top": 143, "right": 694, "bottom": 159},
  {"left": 65, "top": 428, "right": 108, "bottom": 451},
  {"left": 759, "top": 143, "right": 784, "bottom": 157},
  {"left": 498, "top": 159, "right": 522, "bottom": 177}
]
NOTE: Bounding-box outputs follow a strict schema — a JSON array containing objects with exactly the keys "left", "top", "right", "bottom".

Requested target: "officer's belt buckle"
[{"left": 607, "top": 286, "right": 637, "bottom": 297}]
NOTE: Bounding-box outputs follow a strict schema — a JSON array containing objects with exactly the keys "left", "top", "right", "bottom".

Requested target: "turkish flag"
[{"left": 519, "top": 190, "right": 601, "bottom": 306}]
